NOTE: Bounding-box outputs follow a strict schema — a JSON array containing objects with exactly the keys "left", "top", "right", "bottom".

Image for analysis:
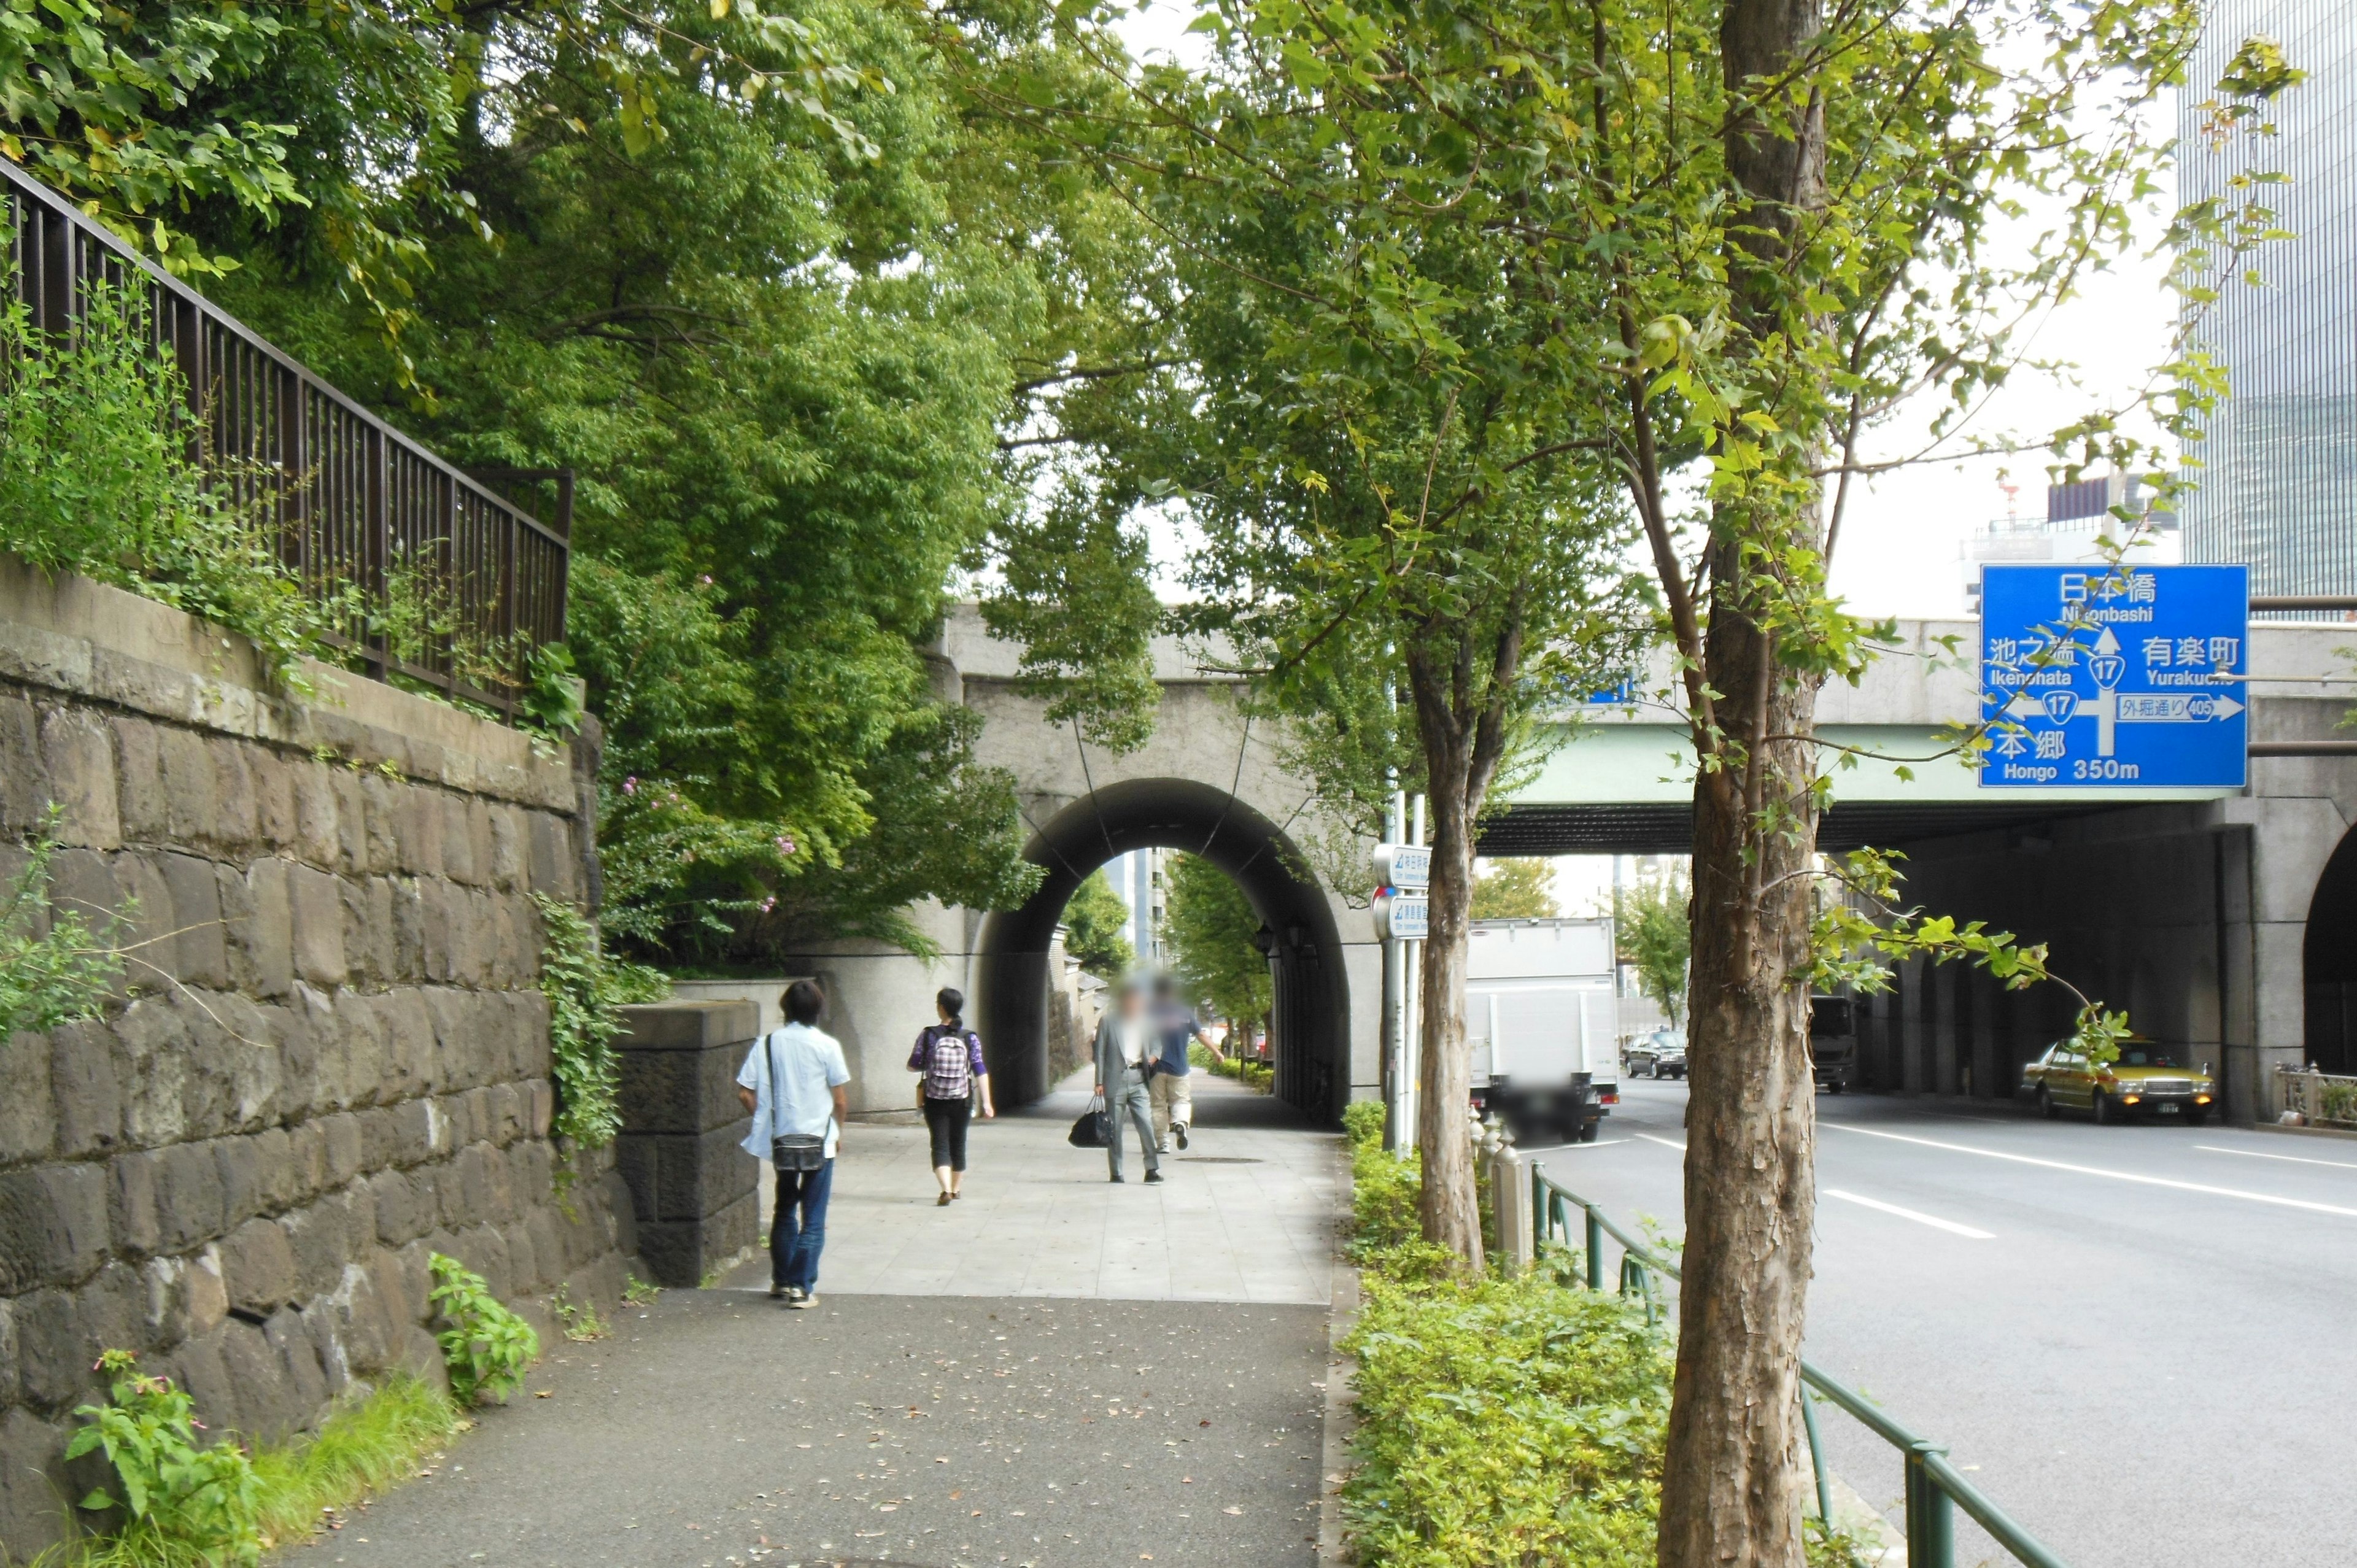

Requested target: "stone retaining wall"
[{"left": 0, "top": 559, "right": 637, "bottom": 1554}]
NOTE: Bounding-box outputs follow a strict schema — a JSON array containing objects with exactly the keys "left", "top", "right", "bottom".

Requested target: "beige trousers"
[{"left": 1150, "top": 1070, "right": 1193, "bottom": 1148}]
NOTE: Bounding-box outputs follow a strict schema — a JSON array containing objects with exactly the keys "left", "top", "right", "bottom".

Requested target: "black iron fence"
[{"left": 0, "top": 156, "right": 570, "bottom": 722}]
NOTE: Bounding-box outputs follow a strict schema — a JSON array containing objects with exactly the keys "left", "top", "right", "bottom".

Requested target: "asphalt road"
[
  {"left": 315, "top": 1289, "right": 1328, "bottom": 1568},
  {"left": 1530, "top": 1079, "right": 2357, "bottom": 1568}
]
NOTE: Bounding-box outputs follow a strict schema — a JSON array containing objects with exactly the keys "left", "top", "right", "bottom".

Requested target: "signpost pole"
[
  {"left": 1406, "top": 794, "right": 1426, "bottom": 1145},
  {"left": 1382, "top": 790, "right": 1406, "bottom": 1154}
]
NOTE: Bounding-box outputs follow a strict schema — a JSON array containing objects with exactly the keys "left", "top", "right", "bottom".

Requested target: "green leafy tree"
[
  {"left": 180, "top": 1, "right": 1171, "bottom": 964},
  {"left": 0, "top": 1, "right": 304, "bottom": 276},
  {"left": 1163, "top": 853, "right": 1271, "bottom": 1028},
  {"left": 1616, "top": 874, "right": 1691, "bottom": 1030},
  {"left": 981, "top": 0, "right": 2283, "bottom": 1552},
  {"left": 986, "top": 11, "right": 1652, "bottom": 1270},
  {"left": 1059, "top": 868, "right": 1134, "bottom": 981},
  {"left": 1469, "top": 860, "right": 1558, "bottom": 922}
]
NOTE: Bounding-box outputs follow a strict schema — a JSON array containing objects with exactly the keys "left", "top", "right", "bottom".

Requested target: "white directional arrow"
[
  {"left": 2116, "top": 692, "right": 2246, "bottom": 724},
  {"left": 1998, "top": 681, "right": 2243, "bottom": 759}
]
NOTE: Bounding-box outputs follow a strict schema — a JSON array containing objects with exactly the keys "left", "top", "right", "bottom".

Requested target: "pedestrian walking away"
[
  {"left": 1093, "top": 978, "right": 1163, "bottom": 1184},
  {"left": 736, "top": 979, "right": 850, "bottom": 1308},
  {"left": 910, "top": 986, "right": 994, "bottom": 1204},
  {"left": 1148, "top": 974, "right": 1225, "bottom": 1152}
]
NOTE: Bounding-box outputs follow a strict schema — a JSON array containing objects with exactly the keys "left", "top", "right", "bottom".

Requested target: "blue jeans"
[{"left": 770, "top": 1159, "right": 834, "bottom": 1292}]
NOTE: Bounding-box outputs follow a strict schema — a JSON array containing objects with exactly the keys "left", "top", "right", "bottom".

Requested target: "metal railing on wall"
[
  {"left": 0, "top": 158, "right": 570, "bottom": 722},
  {"left": 1533, "top": 1166, "right": 2072, "bottom": 1568}
]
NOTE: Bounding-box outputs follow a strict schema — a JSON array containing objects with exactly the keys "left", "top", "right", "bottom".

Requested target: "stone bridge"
[{"left": 780, "top": 610, "right": 2357, "bottom": 1127}]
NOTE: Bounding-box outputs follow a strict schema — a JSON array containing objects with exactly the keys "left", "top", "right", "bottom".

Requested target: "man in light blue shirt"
[{"left": 735, "top": 980, "right": 851, "bottom": 1307}]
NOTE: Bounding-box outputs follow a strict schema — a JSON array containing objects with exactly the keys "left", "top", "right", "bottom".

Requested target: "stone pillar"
[
  {"left": 613, "top": 1001, "right": 761, "bottom": 1286},
  {"left": 1492, "top": 1147, "right": 1533, "bottom": 1275},
  {"left": 1970, "top": 971, "right": 2000, "bottom": 1100},
  {"left": 1931, "top": 962, "right": 1960, "bottom": 1097},
  {"left": 1899, "top": 959, "right": 1927, "bottom": 1094}
]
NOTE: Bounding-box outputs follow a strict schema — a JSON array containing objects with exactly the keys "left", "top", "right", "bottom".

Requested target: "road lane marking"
[
  {"left": 1635, "top": 1133, "right": 1687, "bottom": 1153},
  {"left": 2196, "top": 1143, "right": 2357, "bottom": 1173},
  {"left": 1822, "top": 1188, "right": 1994, "bottom": 1239},
  {"left": 1821, "top": 1123, "right": 2357, "bottom": 1218}
]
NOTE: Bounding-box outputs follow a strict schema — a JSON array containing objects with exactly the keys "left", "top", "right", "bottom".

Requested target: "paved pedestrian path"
[
  {"left": 296, "top": 1073, "right": 1347, "bottom": 1568},
  {"left": 745, "top": 1071, "right": 1342, "bottom": 1305}
]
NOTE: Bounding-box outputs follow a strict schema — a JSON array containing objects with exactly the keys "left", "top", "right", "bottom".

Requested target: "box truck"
[{"left": 1465, "top": 917, "right": 1620, "bottom": 1145}]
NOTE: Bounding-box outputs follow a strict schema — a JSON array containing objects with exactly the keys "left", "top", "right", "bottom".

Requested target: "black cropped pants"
[{"left": 923, "top": 1093, "right": 973, "bottom": 1171}]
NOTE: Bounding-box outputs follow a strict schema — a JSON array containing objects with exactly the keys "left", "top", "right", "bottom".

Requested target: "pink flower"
[
  {"left": 775, "top": 835, "right": 797, "bottom": 856},
  {"left": 700, "top": 574, "right": 713, "bottom": 585},
  {"left": 760, "top": 896, "right": 776, "bottom": 913},
  {"left": 622, "top": 777, "right": 638, "bottom": 795}
]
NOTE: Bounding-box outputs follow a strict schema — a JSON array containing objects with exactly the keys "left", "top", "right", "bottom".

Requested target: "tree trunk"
[
  {"left": 1414, "top": 765, "right": 1483, "bottom": 1269},
  {"left": 1656, "top": 3, "right": 1827, "bottom": 1566},
  {"left": 1656, "top": 607, "right": 1819, "bottom": 1568}
]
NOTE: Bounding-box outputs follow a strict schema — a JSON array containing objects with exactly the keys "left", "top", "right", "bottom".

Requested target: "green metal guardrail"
[{"left": 1533, "top": 1166, "right": 2070, "bottom": 1568}]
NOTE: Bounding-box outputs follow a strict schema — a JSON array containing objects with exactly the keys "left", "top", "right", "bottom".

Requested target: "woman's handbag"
[{"left": 1067, "top": 1094, "right": 1109, "bottom": 1149}]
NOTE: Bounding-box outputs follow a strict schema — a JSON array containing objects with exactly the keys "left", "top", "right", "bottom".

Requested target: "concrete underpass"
[{"left": 1484, "top": 618, "right": 2357, "bottom": 1123}]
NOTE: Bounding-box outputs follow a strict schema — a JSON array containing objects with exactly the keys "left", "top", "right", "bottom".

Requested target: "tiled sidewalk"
[{"left": 722, "top": 1072, "right": 1345, "bottom": 1305}]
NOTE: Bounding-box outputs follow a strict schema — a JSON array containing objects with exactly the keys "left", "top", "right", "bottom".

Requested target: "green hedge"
[
  {"left": 1338, "top": 1110, "right": 1870, "bottom": 1567},
  {"left": 1340, "top": 1109, "right": 1668, "bottom": 1566}
]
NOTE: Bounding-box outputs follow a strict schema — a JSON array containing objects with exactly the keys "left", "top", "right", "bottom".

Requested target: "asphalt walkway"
[{"left": 301, "top": 1073, "right": 1345, "bottom": 1568}]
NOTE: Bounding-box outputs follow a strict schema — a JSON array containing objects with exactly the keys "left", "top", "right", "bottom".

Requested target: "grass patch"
[{"left": 249, "top": 1376, "right": 464, "bottom": 1551}]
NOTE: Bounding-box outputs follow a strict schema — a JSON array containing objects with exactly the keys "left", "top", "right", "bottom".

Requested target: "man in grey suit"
[{"left": 1092, "top": 978, "right": 1163, "bottom": 1184}]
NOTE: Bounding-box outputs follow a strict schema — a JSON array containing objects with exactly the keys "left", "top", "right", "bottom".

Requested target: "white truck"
[{"left": 1465, "top": 917, "right": 1620, "bottom": 1145}]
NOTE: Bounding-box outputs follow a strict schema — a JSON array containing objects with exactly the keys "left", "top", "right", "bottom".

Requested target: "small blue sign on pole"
[{"left": 1979, "top": 563, "right": 2248, "bottom": 790}]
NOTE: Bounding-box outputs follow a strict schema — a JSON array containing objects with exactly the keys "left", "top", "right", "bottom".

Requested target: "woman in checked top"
[{"left": 909, "top": 987, "right": 994, "bottom": 1205}]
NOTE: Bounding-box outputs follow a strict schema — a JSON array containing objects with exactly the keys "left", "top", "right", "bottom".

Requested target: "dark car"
[
  {"left": 1809, "top": 995, "right": 1856, "bottom": 1093},
  {"left": 1623, "top": 1029, "right": 1687, "bottom": 1079}
]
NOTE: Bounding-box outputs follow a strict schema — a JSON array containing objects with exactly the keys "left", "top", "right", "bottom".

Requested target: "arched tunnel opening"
[
  {"left": 2305, "top": 823, "right": 2357, "bottom": 1075},
  {"left": 975, "top": 778, "right": 1349, "bottom": 1124}
]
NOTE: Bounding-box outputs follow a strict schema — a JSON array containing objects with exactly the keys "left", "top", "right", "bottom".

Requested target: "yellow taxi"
[{"left": 2019, "top": 1038, "right": 2219, "bottom": 1126}]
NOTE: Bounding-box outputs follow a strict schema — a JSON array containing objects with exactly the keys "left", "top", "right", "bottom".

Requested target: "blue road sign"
[{"left": 1979, "top": 563, "right": 2248, "bottom": 789}]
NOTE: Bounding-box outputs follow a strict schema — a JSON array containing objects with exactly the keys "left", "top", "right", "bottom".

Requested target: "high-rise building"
[
  {"left": 2178, "top": 4, "right": 2357, "bottom": 597},
  {"left": 1958, "top": 474, "right": 2181, "bottom": 613}
]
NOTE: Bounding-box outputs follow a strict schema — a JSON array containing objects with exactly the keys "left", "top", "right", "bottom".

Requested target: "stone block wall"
[
  {"left": 612, "top": 1002, "right": 759, "bottom": 1286},
  {"left": 0, "top": 560, "right": 638, "bottom": 1555}
]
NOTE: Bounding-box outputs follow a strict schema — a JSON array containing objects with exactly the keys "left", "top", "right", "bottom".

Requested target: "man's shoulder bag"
[{"left": 766, "top": 1029, "right": 829, "bottom": 1171}]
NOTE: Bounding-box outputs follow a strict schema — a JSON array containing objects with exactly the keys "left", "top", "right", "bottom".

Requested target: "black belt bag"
[
  {"left": 772, "top": 1132, "right": 826, "bottom": 1172},
  {"left": 764, "top": 1030, "right": 829, "bottom": 1171}
]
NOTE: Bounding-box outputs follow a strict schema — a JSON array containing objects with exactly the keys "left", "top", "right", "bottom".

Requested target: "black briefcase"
[{"left": 1067, "top": 1095, "right": 1109, "bottom": 1149}]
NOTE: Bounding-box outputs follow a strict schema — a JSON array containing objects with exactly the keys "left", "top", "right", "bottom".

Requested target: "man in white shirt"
[
  {"left": 1091, "top": 978, "right": 1163, "bottom": 1184},
  {"left": 735, "top": 979, "right": 851, "bottom": 1307}
]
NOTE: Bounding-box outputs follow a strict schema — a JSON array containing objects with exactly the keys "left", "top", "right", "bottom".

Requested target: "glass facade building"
[{"left": 2178, "top": 4, "right": 2357, "bottom": 597}]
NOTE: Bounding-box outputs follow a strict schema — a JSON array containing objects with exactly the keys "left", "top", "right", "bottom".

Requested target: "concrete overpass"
[
  {"left": 771, "top": 608, "right": 2357, "bottom": 1129},
  {"left": 1482, "top": 620, "right": 2357, "bottom": 1122}
]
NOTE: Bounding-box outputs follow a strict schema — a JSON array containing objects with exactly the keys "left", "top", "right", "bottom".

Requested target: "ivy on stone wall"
[
  {"left": 1, "top": 806, "right": 127, "bottom": 1034},
  {"left": 532, "top": 894, "right": 667, "bottom": 1188}
]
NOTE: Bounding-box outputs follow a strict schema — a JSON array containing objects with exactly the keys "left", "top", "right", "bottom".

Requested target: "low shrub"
[
  {"left": 0, "top": 277, "right": 344, "bottom": 693},
  {"left": 1203, "top": 1050, "right": 1275, "bottom": 1093},
  {"left": 1341, "top": 1108, "right": 1670, "bottom": 1565},
  {"left": 427, "top": 1255, "right": 540, "bottom": 1406},
  {"left": 38, "top": 1358, "right": 459, "bottom": 1568},
  {"left": 63, "top": 1351, "right": 262, "bottom": 1567},
  {"left": 1339, "top": 1111, "right": 1872, "bottom": 1567}
]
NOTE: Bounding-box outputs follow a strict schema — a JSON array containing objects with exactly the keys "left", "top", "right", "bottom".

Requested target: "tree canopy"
[
  {"left": 1469, "top": 860, "right": 1558, "bottom": 922},
  {"left": 1163, "top": 854, "right": 1272, "bottom": 1025},
  {"left": 1616, "top": 873, "right": 1691, "bottom": 1030},
  {"left": 53, "top": 0, "right": 1180, "bottom": 965},
  {"left": 1059, "top": 868, "right": 1134, "bottom": 982}
]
